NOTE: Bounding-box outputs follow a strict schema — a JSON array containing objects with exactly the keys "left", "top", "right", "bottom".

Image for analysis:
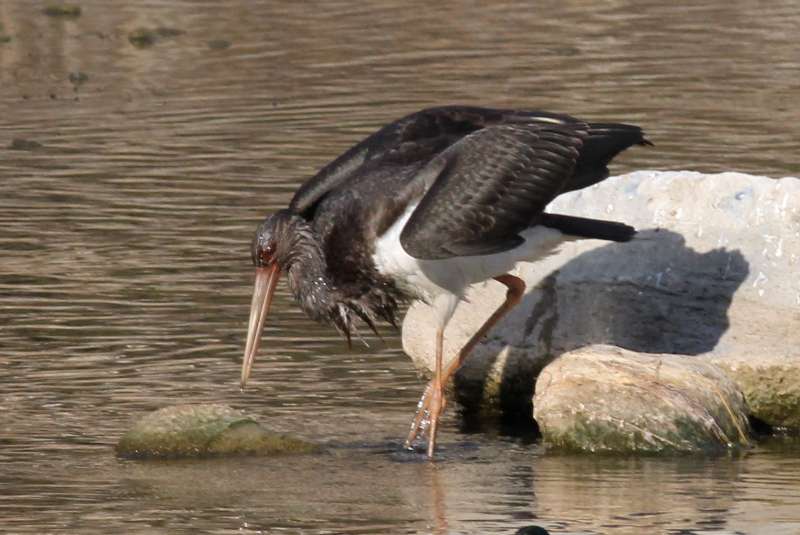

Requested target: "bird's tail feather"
[
  {"left": 540, "top": 213, "right": 636, "bottom": 242},
  {"left": 565, "top": 122, "right": 652, "bottom": 193}
]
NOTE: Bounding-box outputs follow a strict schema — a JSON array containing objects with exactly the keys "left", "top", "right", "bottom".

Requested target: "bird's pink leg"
[
  {"left": 404, "top": 274, "right": 526, "bottom": 456},
  {"left": 426, "top": 326, "right": 445, "bottom": 457},
  {"left": 405, "top": 328, "right": 444, "bottom": 450}
]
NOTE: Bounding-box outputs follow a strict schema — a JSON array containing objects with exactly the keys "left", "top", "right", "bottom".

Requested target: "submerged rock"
[
  {"left": 402, "top": 171, "right": 800, "bottom": 427},
  {"left": 533, "top": 345, "right": 751, "bottom": 453},
  {"left": 9, "top": 138, "right": 44, "bottom": 151},
  {"left": 116, "top": 404, "right": 318, "bottom": 459},
  {"left": 43, "top": 4, "right": 82, "bottom": 18}
]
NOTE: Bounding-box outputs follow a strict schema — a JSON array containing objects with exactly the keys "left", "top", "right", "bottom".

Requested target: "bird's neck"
[
  {"left": 279, "top": 215, "right": 403, "bottom": 342},
  {"left": 279, "top": 220, "right": 342, "bottom": 327}
]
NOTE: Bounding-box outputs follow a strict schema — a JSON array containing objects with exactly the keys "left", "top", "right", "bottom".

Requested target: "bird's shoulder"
[{"left": 310, "top": 160, "right": 422, "bottom": 247}]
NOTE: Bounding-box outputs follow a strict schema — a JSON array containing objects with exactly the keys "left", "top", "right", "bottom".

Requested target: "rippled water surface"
[{"left": 1, "top": 1, "right": 799, "bottom": 533}]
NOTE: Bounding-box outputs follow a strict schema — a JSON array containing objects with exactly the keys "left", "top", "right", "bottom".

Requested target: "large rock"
[
  {"left": 704, "top": 354, "right": 800, "bottom": 429},
  {"left": 402, "top": 171, "right": 800, "bottom": 423},
  {"left": 533, "top": 345, "right": 751, "bottom": 453}
]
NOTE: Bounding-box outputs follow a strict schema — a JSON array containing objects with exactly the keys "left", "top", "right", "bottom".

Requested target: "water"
[{"left": 1, "top": 0, "right": 799, "bottom": 533}]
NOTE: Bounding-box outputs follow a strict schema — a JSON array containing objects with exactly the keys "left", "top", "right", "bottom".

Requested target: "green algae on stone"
[
  {"left": 0, "top": 35, "right": 11, "bottom": 44},
  {"left": 704, "top": 354, "right": 800, "bottom": 431},
  {"left": 116, "top": 404, "right": 319, "bottom": 459},
  {"left": 534, "top": 345, "right": 751, "bottom": 454},
  {"left": 43, "top": 4, "right": 82, "bottom": 18}
]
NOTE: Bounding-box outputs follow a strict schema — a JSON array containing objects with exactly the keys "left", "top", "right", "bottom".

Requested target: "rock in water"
[
  {"left": 116, "top": 404, "right": 318, "bottom": 458},
  {"left": 43, "top": 4, "right": 81, "bottom": 18},
  {"left": 402, "top": 171, "right": 800, "bottom": 428},
  {"left": 533, "top": 345, "right": 751, "bottom": 453},
  {"left": 704, "top": 353, "right": 800, "bottom": 429}
]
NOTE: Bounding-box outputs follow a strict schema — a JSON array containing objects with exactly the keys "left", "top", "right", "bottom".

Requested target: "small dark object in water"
[
  {"left": 68, "top": 71, "right": 88, "bottom": 88},
  {"left": 515, "top": 527, "right": 551, "bottom": 535},
  {"left": 128, "top": 27, "right": 184, "bottom": 48},
  {"left": 9, "top": 138, "right": 43, "bottom": 151},
  {"left": 207, "top": 39, "right": 231, "bottom": 50},
  {"left": 43, "top": 4, "right": 82, "bottom": 18},
  {"left": 128, "top": 29, "right": 157, "bottom": 48}
]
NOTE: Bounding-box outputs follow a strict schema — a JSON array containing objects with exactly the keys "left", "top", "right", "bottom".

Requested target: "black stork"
[{"left": 241, "top": 105, "right": 651, "bottom": 458}]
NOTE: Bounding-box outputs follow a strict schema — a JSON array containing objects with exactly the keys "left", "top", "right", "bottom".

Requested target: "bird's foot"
[
  {"left": 405, "top": 409, "right": 431, "bottom": 451},
  {"left": 404, "top": 381, "right": 447, "bottom": 453},
  {"left": 404, "top": 383, "right": 433, "bottom": 450}
]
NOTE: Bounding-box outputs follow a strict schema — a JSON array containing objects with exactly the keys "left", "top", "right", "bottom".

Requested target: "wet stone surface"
[
  {"left": 533, "top": 345, "right": 751, "bottom": 453},
  {"left": 116, "top": 404, "right": 320, "bottom": 459}
]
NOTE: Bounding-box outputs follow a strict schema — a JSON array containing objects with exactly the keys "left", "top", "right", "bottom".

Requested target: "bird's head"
[{"left": 241, "top": 209, "right": 297, "bottom": 388}]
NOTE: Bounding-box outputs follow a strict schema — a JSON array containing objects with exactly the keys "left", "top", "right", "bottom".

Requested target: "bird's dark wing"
[
  {"left": 399, "top": 123, "right": 587, "bottom": 260},
  {"left": 288, "top": 106, "right": 583, "bottom": 217}
]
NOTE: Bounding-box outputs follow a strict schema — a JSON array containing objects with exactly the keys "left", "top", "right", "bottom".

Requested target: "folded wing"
[{"left": 399, "top": 123, "right": 587, "bottom": 260}]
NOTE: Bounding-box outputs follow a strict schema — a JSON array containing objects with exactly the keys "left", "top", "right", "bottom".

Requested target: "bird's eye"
[{"left": 259, "top": 244, "right": 275, "bottom": 265}]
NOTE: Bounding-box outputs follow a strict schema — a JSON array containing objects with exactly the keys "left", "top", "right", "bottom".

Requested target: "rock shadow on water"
[{"left": 456, "top": 228, "right": 750, "bottom": 420}]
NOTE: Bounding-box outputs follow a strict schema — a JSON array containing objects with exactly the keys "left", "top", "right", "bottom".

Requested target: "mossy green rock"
[
  {"left": 705, "top": 354, "right": 800, "bottom": 430},
  {"left": 116, "top": 404, "right": 319, "bottom": 458},
  {"left": 534, "top": 345, "right": 751, "bottom": 453}
]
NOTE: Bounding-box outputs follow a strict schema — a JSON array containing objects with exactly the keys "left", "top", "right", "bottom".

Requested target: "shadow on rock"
[{"left": 456, "top": 229, "right": 750, "bottom": 419}]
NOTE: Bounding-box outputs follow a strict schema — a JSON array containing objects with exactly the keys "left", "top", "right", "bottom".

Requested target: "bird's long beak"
[{"left": 241, "top": 264, "right": 281, "bottom": 388}]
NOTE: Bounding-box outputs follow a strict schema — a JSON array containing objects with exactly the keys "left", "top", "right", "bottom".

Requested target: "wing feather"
[
  {"left": 287, "top": 106, "right": 580, "bottom": 216},
  {"left": 399, "top": 123, "right": 587, "bottom": 260}
]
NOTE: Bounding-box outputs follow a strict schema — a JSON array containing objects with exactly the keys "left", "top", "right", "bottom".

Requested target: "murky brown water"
[{"left": 1, "top": 1, "right": 799, "bottom": 533}]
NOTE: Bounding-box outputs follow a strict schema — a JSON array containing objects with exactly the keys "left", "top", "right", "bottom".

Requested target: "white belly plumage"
[{"left": 372, "top": 203, "right": 568, "bottom": 325}]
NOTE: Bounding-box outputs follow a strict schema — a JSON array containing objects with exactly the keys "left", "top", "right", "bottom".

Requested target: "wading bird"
[{"left": 241, "top": 105, "right": 650, "bottom": 458}]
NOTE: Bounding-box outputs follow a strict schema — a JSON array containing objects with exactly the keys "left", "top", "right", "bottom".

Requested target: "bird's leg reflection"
[
  {"left": 404, "top": 274, "right": 526, "bottom": 453},
  {"left": 430, "top": 463, "right": 448, "bottom": 534}
]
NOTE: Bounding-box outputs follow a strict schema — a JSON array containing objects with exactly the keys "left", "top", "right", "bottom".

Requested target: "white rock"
[{"left": 402, "top": 171, "right": 800, "bottom": 421}]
